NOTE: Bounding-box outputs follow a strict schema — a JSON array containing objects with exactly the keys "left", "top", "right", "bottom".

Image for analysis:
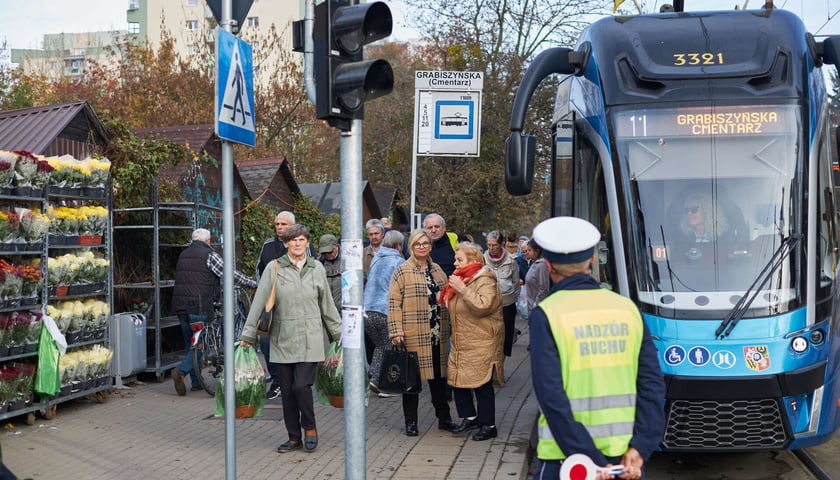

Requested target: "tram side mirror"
[
  {"left": 505, "top": 131, "right": 536, "bottom": 195},
  {"left": 819, "top": 36, "right": 840, "bottom": 66}
]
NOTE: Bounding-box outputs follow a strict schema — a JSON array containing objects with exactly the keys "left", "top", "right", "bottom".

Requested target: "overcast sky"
[{"left": 0, "top": 0, "right": 837, "bottom": 50}]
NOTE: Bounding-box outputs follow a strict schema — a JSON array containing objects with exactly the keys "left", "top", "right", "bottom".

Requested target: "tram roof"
[{"left": 579, "top": 9, "right": 814, "bottom": 104}]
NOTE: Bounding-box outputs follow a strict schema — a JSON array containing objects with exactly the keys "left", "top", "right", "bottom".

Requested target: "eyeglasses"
[
  {"left": 684, "top": 206, "right": 701, "bottom": 215},
  {"left": 413, "top": 241, "right": 431, "bottom": 248}
]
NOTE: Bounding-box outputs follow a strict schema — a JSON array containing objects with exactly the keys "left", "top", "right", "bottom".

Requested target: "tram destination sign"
[
  {"left": 614, "top": 105, "right": 793, "bottom": 138},
  {"left": 414, "top": 71, "right": 483, "bottom": 157}
]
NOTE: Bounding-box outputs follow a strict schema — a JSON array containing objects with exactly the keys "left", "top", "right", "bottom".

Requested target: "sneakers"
[
  {"left": 377, "top": 392, "right": 398, "bottom": 398},
  {"left": 369, "top": 382, "right": 380, "bottom": 394},
  {"left": 267, "top": 383, "right": 282, "bottom": 400},
  {"left": 171, "top": 369, "right": 186, "bottom": 396}
]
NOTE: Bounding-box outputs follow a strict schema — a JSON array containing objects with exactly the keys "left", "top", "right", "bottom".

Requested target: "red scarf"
[{"left": 440, "top": 262, "right": 483, "bottom": 306}]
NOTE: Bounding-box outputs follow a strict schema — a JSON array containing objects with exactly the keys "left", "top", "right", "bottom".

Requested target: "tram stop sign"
[{"left": 206, "top": 0, "right": 254, "bottom": 34}]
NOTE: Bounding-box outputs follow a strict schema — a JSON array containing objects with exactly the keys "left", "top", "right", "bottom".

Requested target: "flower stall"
[{"left": 0, "top": 148, "right": 112, "bottom": 423}]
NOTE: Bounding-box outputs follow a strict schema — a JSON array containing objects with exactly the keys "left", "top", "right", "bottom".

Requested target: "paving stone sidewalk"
[{"left": 2, "top": 315, "right": 535, "bottom": 479}]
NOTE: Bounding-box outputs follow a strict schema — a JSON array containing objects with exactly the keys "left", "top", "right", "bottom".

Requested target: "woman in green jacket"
[{"left": 240, "top": 224, "right": 342, "bottom": 454}]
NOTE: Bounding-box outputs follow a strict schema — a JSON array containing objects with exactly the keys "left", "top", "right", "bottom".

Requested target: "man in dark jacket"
[
  {"left": 317, "top": 233, "right": 341, "bottom": 313},
  {"left": 423, "top": 213, "right": 457, "bottom": 277},
  {"left": 170, "top": 228, "right": 257, "bottom": 396},
  {"left": 256, "top": 211, "right": 316, "bottom": 279}
]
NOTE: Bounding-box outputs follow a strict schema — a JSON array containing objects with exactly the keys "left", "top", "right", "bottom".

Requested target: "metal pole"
[
  {"left": 342, "top": 118, "right": 366, "bottom": 479},
  {"left": 410, "top": 92, "right": 420, "bottom": 229},
  {"left": 220, "top": 1, "right": 236, "bottom": 479}
]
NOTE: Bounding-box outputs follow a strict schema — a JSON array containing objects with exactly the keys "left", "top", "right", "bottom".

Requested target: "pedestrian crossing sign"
[{"left": 215, "top": 28, "right": 256, "bottom": 146}]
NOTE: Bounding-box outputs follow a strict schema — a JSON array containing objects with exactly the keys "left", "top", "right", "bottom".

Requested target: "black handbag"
[
  {"left": 377, "top": 342, "right": 422, "bottom": 395},
  {"left": 256, "top": 260, "right": 279, "bottom": 337}
]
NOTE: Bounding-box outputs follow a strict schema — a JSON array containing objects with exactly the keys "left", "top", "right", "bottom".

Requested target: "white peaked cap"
[{"left": 533, "top": 217, "right": 601, "bottom": 264}]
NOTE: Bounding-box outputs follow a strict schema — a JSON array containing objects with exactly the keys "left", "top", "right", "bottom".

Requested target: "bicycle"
[{"left": 191, "top": 287, "right": 252, "bottom": 395}]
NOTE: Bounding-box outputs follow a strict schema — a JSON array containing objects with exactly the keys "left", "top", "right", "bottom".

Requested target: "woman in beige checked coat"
[{"left": 388, "top": 229, "right": 457, "bottom": 436}]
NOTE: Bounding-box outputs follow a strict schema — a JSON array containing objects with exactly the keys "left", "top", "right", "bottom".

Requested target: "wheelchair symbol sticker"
[{"left": 664, "top": 345, "right": 685, "bottom": 366}]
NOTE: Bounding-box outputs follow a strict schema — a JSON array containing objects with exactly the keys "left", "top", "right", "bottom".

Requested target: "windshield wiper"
[{"left": 714, "top": 234, "right": 801, "bottom": 339}]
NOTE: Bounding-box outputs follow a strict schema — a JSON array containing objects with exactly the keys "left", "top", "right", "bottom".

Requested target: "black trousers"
[
  {"left": 274, "top": 362, "right": 317, "bottom": 441},
  {"left": 402, "top": 377, "right": 451, "bottom": 423},
  {"left": 502, "top": 303, "right": 517, "bottom": 356},
  {"left": 453, "top": 379, "right": 495, "bottom": 427},
  {"left": 402, "top": 343, "right": 451, "bottom": 423}
]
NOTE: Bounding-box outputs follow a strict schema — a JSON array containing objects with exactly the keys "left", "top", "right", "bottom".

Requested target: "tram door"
[{"left": 552, "top": 111, "right": 618, "bottom": 290}]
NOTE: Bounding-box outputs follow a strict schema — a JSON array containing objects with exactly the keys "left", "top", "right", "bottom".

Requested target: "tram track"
[{"left": 793, "top": 449, "right": 834, "bottom": 480}]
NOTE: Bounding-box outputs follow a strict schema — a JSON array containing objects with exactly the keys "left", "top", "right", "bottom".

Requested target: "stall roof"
[
  {"left": 298, "top": 181, "right": 382, "bottom": 221},
  {"left": 236, "top": 157, "right": 300, "bottom": 196},
  {"left": 134, "top": 124, "right": 221, "bottom": 160},
  {"left": 0, "top": 101, "right": 109, "bottom": 154}
]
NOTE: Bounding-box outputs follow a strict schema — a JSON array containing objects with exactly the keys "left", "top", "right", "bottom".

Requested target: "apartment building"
[
  {"left": 10, "top": 31, "right": 126, "bottom": 81},
  {"left": 11, "top": 0, "right": 302, "bottom": 84}
]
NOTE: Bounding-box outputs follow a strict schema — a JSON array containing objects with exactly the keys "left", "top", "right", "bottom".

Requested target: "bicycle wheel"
[
  {"left": 233, "top": 300, "right": 249, "bottom": 340},
  {"left": 193, "top": 323, "right": 224, "bottom": 396}
]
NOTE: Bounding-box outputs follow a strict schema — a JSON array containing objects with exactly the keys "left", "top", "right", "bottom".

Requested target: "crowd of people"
[{"left": 169, "top": 211, "right": 665, "bottom": 479}]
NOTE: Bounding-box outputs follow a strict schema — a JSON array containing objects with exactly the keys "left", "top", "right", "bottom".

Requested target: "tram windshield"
[{"left": 612, "top": 104, "right": 803, "bottom": 319}]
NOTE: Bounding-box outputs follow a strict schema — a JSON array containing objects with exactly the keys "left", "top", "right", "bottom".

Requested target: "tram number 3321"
[{"left": 673, "top": 52, "right": 725, "bottom": 66}]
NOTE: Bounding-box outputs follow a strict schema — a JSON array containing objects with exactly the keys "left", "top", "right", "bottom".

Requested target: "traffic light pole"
[
  {"left": 299, "top": 1, "right": 393, "bottom": 476},
  {"left": 341, "top": 118, "right": 366, "bottom": 479}
]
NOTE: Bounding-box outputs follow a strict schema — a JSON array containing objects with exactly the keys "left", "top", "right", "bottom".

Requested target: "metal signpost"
[
  {"left": 411, "top": 71, "right": 483, "bottom": 227},
  {"left": 212, "top": 1, "right": 255, "bottom": 478}
]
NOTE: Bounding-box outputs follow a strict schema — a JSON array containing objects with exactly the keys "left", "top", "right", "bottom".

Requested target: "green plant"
[
  {"left": 315, "top": 342, "right": 344, "bottom": 398},
  {"left": 291, "top": 194, "right": 340, "bottom": 250},
  {"left": 238, "top": 200, "right": 276, "bottom": 275}
]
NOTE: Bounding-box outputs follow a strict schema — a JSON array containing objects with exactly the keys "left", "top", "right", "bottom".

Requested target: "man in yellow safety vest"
[{"left": 529, "top": 217, "right": 665, "bottom": 479}]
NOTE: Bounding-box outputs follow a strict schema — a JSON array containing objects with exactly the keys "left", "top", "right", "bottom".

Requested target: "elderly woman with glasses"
[
  {"left": 388, "top": 228, "right": 457, "bottom": 436},
  {"left": 440, "top": 241, "right": 504, "bottom": 441}
]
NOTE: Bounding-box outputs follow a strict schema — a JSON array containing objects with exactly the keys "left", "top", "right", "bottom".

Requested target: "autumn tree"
[{"left": 361, "top": 0, "right": 607, "bottom": 237}]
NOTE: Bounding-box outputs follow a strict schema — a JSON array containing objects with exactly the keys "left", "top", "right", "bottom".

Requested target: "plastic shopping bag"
[
  {"left": 516, "top": 285, "right": 529, "bottom": 318},
  {"left": 213, "top": 345, "right": 266, "bottom": 418},
  {"left": 34, "top": 323, "right": 60, "bottom": 397}
]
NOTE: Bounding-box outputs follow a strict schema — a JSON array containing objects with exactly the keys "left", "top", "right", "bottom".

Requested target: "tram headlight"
[
  {"left": 810, "top": 329, "right": 825, "bottom": 345},
  {"left": 791, "top": 336, "right": 808, "bottom": 353}
]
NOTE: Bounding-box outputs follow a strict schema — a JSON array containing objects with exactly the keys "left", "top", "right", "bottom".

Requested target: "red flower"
[
  {"left": 36, "top": 160, "right": 54, "bottom": 173},
  {"left": 12, "top": 151, "right": 37, "bottom": 161}
]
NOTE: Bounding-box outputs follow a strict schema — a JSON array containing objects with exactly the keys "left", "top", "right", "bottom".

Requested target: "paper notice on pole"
[
  {"left": 341, "top": 305, "right": 363, "bottom": 349},
  {"left": 342, "top": 239, "right": 364, "bottom": 271}
]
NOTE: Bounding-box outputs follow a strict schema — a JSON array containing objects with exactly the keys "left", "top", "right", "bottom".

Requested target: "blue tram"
[{"left": 506, "top": 5, "right": 840, "bottom": 450}]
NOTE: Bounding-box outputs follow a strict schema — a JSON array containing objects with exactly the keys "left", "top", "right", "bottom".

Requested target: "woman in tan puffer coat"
[{"left": 440, "top": 242, "right": 504, "bottom": 441}]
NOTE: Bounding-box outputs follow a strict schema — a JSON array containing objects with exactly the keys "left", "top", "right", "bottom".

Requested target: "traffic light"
[{"left": 314, "top": 0, "right": 394, "bottom": 130}]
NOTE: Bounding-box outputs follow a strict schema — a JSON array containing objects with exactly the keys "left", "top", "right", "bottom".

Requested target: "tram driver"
[{"left": 679, "top": 192, "right": 731, "bottom": 244}]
